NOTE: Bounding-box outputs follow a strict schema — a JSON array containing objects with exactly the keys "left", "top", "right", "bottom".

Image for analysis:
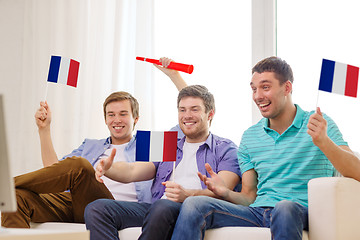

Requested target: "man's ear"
[
  {"left": 133, "top": 117, "right": 139, "bottom": 128},
  {"left": 285, "top": 80, "right": 293, "bottom": 95},
  {"left": 208, "top": 109, "right": 215, "bottom": 121}
]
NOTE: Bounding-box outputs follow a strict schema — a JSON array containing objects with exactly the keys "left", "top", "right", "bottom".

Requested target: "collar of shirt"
[
  {"left": 263, "top": 104, "right": 305, "bottom": 134},
  {"left": 104, "top": 135, "right": 136, "bottom": 151},
  {"left": 177, "top": 132, "right": 214, "bottom": 153}
]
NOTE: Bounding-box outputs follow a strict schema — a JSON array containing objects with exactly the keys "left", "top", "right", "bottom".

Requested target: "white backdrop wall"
[
  {"left": 277, "top": 0, "right": 360, "bottom": 153},
  {"left": 1, "top": 0, "right": 253, "bottom": 177},
  {"left": 0, "top": 0, "right": 154, "bottom": 175},
  {"left": 152, "top": 0, "right": 252, "bottom": 146}
]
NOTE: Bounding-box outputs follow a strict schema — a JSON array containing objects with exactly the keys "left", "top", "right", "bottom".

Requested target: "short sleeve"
[
  {"left": 324, "top": 114, "right": 348, "bottom": 147},
  {"left": 237, "top": 140, "right": 254, "bottom": 175}
]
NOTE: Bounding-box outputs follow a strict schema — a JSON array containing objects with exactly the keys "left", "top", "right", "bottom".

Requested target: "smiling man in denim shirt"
[
  {"left": 1, "top": 58, "right": 186, "bottom": 229},
  {"left": 1, "top": 91, "right": 154, "bottom": 228}
]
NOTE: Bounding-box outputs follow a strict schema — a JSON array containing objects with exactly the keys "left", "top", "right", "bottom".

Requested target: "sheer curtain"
[
  {"left": 0, "top": 0, "right": 153, "bottom": 175},
  {"left": 2, "top": 0, "right": 258, "bottom": 176}
]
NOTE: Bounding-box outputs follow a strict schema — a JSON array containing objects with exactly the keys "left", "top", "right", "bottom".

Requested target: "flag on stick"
[
  {"left": 47, "top": 56, "right": 80, "bottom": 88},
  {"left": 318, "top": 59, "right": 359, "bottom": 98},
  {"left": 136, "top": 131, "right": 178, "bottom": 162}
]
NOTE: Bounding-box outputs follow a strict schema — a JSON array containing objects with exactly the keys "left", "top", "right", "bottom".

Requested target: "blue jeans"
[
  {"left": 171, "top": 196, "right": 308, "bottom": 240},
  {"left": 84, "top": 199, "right": 151, "bottom": 240},
  {"left": 139, "top": 199, "right": 182, "bottom": 240}
]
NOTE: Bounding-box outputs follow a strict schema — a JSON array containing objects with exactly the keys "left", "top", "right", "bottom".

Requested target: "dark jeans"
[
  {"left": 139, "top": 199, "right": 182, "bottom": 240},
  {"left": 84, "top": 198, "right": 182, "bottom": 240},
  {"left": 84, "top": 199, "right": 151, "bottom": 240},
  {"left": 171, "top": 196, "right": 308, "bottom": 240},
  {"left": 1, "top": 157, "right": 114, "bottom": 228}
]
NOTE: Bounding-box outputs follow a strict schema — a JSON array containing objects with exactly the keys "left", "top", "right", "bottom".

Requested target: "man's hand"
[
  {"left": 307, "top": 107, "right": 329, "bottom": 148},
  {"left": 162, "top": 181, "right": 190, "bottom": 203},
  {"left": 153, "top": 57, "right": 178, "bottom": 77},
  {"left": 35, "top": 101, "right": 51, "bottom": 130},
  {"left": 153, "top": 57, "right": 187, "bottom": 91},
  {"left": 95, "top": 148, "right": 116, "bottom": 183},
  {"left": 198, "top": 163, "right": 230, "bottom": 199}
]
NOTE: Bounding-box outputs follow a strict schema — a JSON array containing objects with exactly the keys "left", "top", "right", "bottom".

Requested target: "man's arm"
[
  {"left": 198, "top": 163, "right": 257, "bottom": 206},
  {"left": 162, "top": 169, "right": 240, "bottom": 202},
  {"left": 154, "top": 57, "right": 188, "bottom": 91},
  {"left": 223, "top": 169, "right": 258, "bottom": 205},
  {"left": 35, "top": 101, "right": 59, "bottom": 167},
  {"left": 308, "top": 107, "right": 360, "bottom": 181},
  {"left": 95, "top": 148, "right": 157, "bottom": 183}
]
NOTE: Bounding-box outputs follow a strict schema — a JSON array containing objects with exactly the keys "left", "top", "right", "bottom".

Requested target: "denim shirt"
[
  {"left": 151, "top": 133, "right": 241, "bottom": 202},
  {"left": 60, "top": 136, "right": 152, "bottom": 203}
]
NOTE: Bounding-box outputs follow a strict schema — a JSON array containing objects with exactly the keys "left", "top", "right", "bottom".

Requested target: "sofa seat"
[
  {"left": 30, "top": 222, "right": 309, "bottom": 240},
  {"left": 30, "top": 176, "right": 360, "bottom": 239}
]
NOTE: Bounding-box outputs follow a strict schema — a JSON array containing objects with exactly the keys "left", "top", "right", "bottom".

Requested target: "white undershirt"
[
  {"left": 162, "top": 141, "right": 204, "bottom": 199},
  {"left": 96, "top": 143, "right": 137, "bottom": 201}
]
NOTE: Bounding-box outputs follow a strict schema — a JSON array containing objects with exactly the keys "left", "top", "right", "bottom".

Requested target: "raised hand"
[
  {"left": 198, "top": 163, "right": 230, "bottom": 199},
  {"left": 35, "top": 101, "right": 51, "bottom": 129},
  {"left": 95, "top": 148, "right": 116, "bottom": 183},
  {"left": 307, "top": 107, "right": 328, "bottom": 148},
  {"left": 153, "top": 57, "right": 178, "bottom": 77}
]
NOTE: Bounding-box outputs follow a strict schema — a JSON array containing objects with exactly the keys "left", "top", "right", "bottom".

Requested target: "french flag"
[
  {"left": 47, "top": 55, "right": 80, "bottom": 88},
  {"left": 318, "top": 59, "right": 359, "bottom": 98},
  {"left": 136, "top": 131, "right": 178, "bottom": 162}
]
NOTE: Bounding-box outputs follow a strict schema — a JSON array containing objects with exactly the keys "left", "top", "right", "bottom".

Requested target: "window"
[
  {"left": 153, "top": 0, "right": 252, "bottom": 145},
  {"left": 277, "top": 0, "right": 360, "bottom": 152}
]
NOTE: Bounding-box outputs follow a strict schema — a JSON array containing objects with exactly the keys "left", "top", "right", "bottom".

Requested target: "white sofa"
[{"left": 31, "top": 177, "right": 360, "bottom": 240}]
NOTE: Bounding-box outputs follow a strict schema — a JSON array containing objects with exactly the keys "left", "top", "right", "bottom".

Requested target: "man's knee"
[
  {"left": 147, "top": 200, "right": 180, "bottom": 220},
  {"left": 85, "top": 199, "right": 129, "bottom": 221},
  {"left": 272, "top": 200, "right": 304, "bottom": 219},
  {"left": 84, "top": 199, "right": 109, "bottom": 221},
  {"left": 181, "top": 196, "right": 212, "bottom": 216},
  {"left": 62, "top": 157, "right": 94, "bottom": 175},
  {"left": 274, "top": 200, "right": 298, "bottom": 211}
]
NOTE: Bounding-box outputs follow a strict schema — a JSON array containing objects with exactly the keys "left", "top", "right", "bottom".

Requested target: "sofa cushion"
[{"left": 31, "top": 222, "right": 309, "bottom": 240}]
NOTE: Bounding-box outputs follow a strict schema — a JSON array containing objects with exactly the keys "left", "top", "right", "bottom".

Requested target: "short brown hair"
[
  {"left": 252, "top": 56, "right": 294, "bottom": 85},
  {"left": 103, "top": 91, "right": 139, "bottom": 119},
  {"left": 177, "top": 85, "right": 215, "bottom": 114}
]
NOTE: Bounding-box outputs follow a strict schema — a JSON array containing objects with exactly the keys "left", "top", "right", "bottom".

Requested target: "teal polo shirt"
[{"left": 238, "top": 105, "right": 347, "bottom": 207}]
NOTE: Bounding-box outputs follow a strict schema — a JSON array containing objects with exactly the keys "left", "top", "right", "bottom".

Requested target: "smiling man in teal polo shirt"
[{"left": 170, "top": 56, "right": 360, "bottom": 240}]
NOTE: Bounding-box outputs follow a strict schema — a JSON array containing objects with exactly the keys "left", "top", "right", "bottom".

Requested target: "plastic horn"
[{"left": 136, "top": 57, "right": 194, "bottom": 74}]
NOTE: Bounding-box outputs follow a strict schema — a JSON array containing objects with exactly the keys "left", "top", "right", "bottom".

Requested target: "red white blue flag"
[
  {"left": 136, "top": 131, "right": 178, "bottom": 162},
  {"left": 47, "top": 56, "right": 80, "bottom": 88},
  {"left": 318, "top": 59, "right": 359, "bottom": 98}
]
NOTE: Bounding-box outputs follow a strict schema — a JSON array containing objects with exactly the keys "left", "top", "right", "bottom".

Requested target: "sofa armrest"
[{"left": 308, "top": 177, "right": 360, "bottom": 240}]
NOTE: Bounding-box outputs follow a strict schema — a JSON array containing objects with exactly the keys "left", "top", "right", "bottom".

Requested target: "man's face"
[
  {"left": 251, "top": 71, "right": 290, "bottom": 120},
  {"left": 178, "top": 96, "right": 213, "bottom": 143},
  {"left": 105, "top": 100, "right": 138, "bottom": 145}
]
